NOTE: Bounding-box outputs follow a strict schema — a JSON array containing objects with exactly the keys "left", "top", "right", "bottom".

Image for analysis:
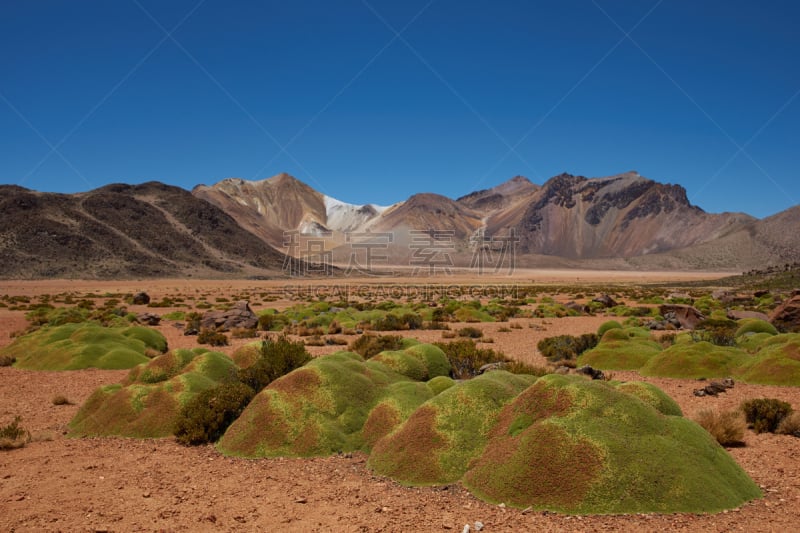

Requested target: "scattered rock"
[
  {"left": 462, "top": 525, "right": 470, "bottom": 533},
  {"left": 712, "top": 290, "right": 734, "bottom": 303},
  {"left": 668, "top": 292, "right": 693, "bottom": 302},
  {"left": 659, "top": 304, "right": 705, "bottom": 330},
  {"left": 474, "top": 521, "right": 484, "bottom": 531},
  {"left": 478, "top": 362, "right": 509, "bottom": 374},
  {"left": 770, "top": 295, "right": 800, "bottom": 333},
  {"left": 592, "top": 294, "right": 618, "bottom": 308},
  {"left": 200, "top": 301, "right": 258, "bottom": 332},
  {"left": 136, "top": 313, "right": 161, "bottom": 326},
  {"left": 131, "top": 292, "right": 150, "bottom": 305},
  {"left": 693, "top": 378, "right": 735, "bottom": 397},
  {"left": 726, "top": 310, "right": 769, "bottom": 322}
]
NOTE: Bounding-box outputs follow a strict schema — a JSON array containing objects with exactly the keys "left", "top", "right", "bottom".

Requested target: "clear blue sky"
[{"left": 1, "top": 1, "right": 798, "bottom": 218}]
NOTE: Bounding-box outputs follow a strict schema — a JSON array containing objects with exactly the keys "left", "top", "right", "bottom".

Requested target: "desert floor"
[{"left": 1, "top": 274, "right": 799, "bottom": 532}]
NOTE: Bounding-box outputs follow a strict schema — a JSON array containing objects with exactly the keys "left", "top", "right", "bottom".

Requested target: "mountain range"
[{"left": 2, "top": 171, "right": 798, "bottom": 278}]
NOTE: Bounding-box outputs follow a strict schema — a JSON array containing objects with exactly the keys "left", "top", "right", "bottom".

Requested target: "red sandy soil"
[{"left": 1, "top": 278, "right": 799, "bottom": 532}]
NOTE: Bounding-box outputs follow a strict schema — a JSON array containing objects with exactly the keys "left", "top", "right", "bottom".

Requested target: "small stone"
[
  {"left": 294, "top": 497, "right": 308, "bottom": 504},
  {"left": 474, "top": 521, "right": 484, "bottom": 531},
  {"left": 142, "top": 491, "right": 151, "bottom": 498},
  {"left": 462, "top": 525, "right": 470, "bottom": 533}
]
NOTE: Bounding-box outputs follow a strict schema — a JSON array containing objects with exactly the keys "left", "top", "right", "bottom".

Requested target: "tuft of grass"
[
  {"left": 0, "top": 354, "right": 15, "bottom": 367},
  {"left": 457, "top": 326, "right": 484, "bottom": 339},
  {"left": 0, "top": 416, "right": 31, "bottom": 450},
  {"left": 777, "top": 411, "right": 800, "bottom": 437},
  {"left": 694, "top": 409, "right": 746, "bottom": 446}
]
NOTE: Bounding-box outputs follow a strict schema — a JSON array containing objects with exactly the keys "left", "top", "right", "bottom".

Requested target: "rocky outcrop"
[
  {"left": 770, "top": 295, "right": 800, "bottom": 332},
  {"left": 659, "top": 304, "right": 705, "bottom": 330},
  {"left": 201, "top": 301, "right": 258, "bottom": 332}
]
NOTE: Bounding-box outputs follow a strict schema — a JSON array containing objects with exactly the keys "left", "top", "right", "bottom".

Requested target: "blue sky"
[{"left": 1, "top": 1, "right": 798, "bottom": 218}]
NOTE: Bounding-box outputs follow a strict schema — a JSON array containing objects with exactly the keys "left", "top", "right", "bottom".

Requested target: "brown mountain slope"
[
  {"left": 0, "top": 182, "right": 297, "bottom": 279},
  {"left": 372, "top": 193, "right": 484, "bottom": 239},
  {"left": 494, "top": 172, "right": 755, "bottom": 259},
  {"left": 193, "top": 173, "right": 328, "bottom": 245},
  {"left": 627, "top": 204, "right": 800, "bottom": 271}
]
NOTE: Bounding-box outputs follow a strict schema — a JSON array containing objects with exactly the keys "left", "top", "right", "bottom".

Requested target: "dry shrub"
[
  {"left": 777, "top": 411, "right": 800, "bottom": 437},
  {"left": 231, "top": 328, "right": 257, "bottom": 339},
  {"left": 457, "top": 326, "right": 483, "bottom": 339},
  {"left": 304, "top": 335, "right": 326, "bottom": 347},
  {"left": 694, "top": 409, "right": 746, "bottom": 446},
  {"left": 51, "top": 395, "right": 73, "bottom": 406},
  {"left": 326, "top": 336, "right": 348, "bottom": 346},
  {"left": 197, "top": 328, "right": 229, "bottom": 347},
  {"left": 505, "top": 361, "right": 550, "bottom": 377},
  {"left": 348, "top": 334, "right": 404, "bottom": 358},
  {"left": 0, "top": 355, "right": 16, "bottom": 367},
  {"left": 441, "top": 331, "right": 456, "bottom": 339}
]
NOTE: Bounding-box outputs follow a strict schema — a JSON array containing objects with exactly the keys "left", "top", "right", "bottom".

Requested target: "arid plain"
[{"left": 1, "top": 271, "right": 799, "bottom": 532}]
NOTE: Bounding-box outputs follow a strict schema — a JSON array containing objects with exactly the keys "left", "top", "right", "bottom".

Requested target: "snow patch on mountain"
[{"left": 323, "top": 195, "right": 395, "bottom": 233}]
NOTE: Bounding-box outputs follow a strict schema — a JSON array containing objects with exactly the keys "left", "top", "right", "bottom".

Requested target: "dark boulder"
[{"left": 132, "top": 292, "right": 150, "bottom": 305}]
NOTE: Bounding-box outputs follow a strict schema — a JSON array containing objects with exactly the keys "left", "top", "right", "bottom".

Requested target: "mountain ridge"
[{"left": 2, "top": 171, "right": 798, "bottom": 278}]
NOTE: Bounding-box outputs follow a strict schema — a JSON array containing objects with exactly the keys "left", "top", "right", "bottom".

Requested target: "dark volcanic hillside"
[{"left": 0, "top": 182, "right": 296, "bottom": 279}]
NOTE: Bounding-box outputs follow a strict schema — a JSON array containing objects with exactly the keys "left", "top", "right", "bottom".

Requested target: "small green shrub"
[
  {"left": 174, "top": 382, "right": 255, "bottom": 445},
  {"left": 433, "top": 339, "right": 508, "bottom": 379},
  {"left": 258, "top": 313, "right": 275, "bottom": 331},
  {"left": 692, "top": 319, "right": 737, "bottom": 347},
  {"left": 537, "top": 333, "right": 598, "bottom": 362},
  {"left": 694, "top": 409, "right": 746, "bottom": 446},
  {"left": 238, "top": 336, "right": 311, "bottom": 393},
  {"left": 349, "top": 334, "right": 404, "bottom": 358},
  {"left": 0, "top": 416, "right": 31, "bottom": 450},
  {"left": 197, "top": 329, "right": 229, "bottom": 347},
  {"left": 741, "top": 398, "right": 793, "bottom": 433}
]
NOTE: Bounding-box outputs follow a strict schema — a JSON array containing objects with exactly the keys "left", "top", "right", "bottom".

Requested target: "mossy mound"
[
  {"left": 218, "top": 344, "right": 450, "bottom": 457},
  {"left": 371, "top": 342, "right": 450, "bottom": 381},
  {"left": 69, "top": 348, "right": 235, "bottom": 438},
  {"left": 1, "top": 322, "right": 167, "bottom": 370},
  {"left": 578, "top": 328, "right": 662, "bottom": 370},
  {"left": 458, "top": 375, "right": 760, "bottom": 513},
  {"left": 612, "top": 381, "right": 682, "bottom": 416},
  {"left": 640, "top": 342, "right": 749, "bottom": 379},
  {"left": 736, "top": 333, "right": 800, "bottom": 386},
  {"left": 367, "top": 371, "right": 536, "bottom": 485},
  {"left": 735, "top": 318, "right": 779, "bottom": 338}
]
